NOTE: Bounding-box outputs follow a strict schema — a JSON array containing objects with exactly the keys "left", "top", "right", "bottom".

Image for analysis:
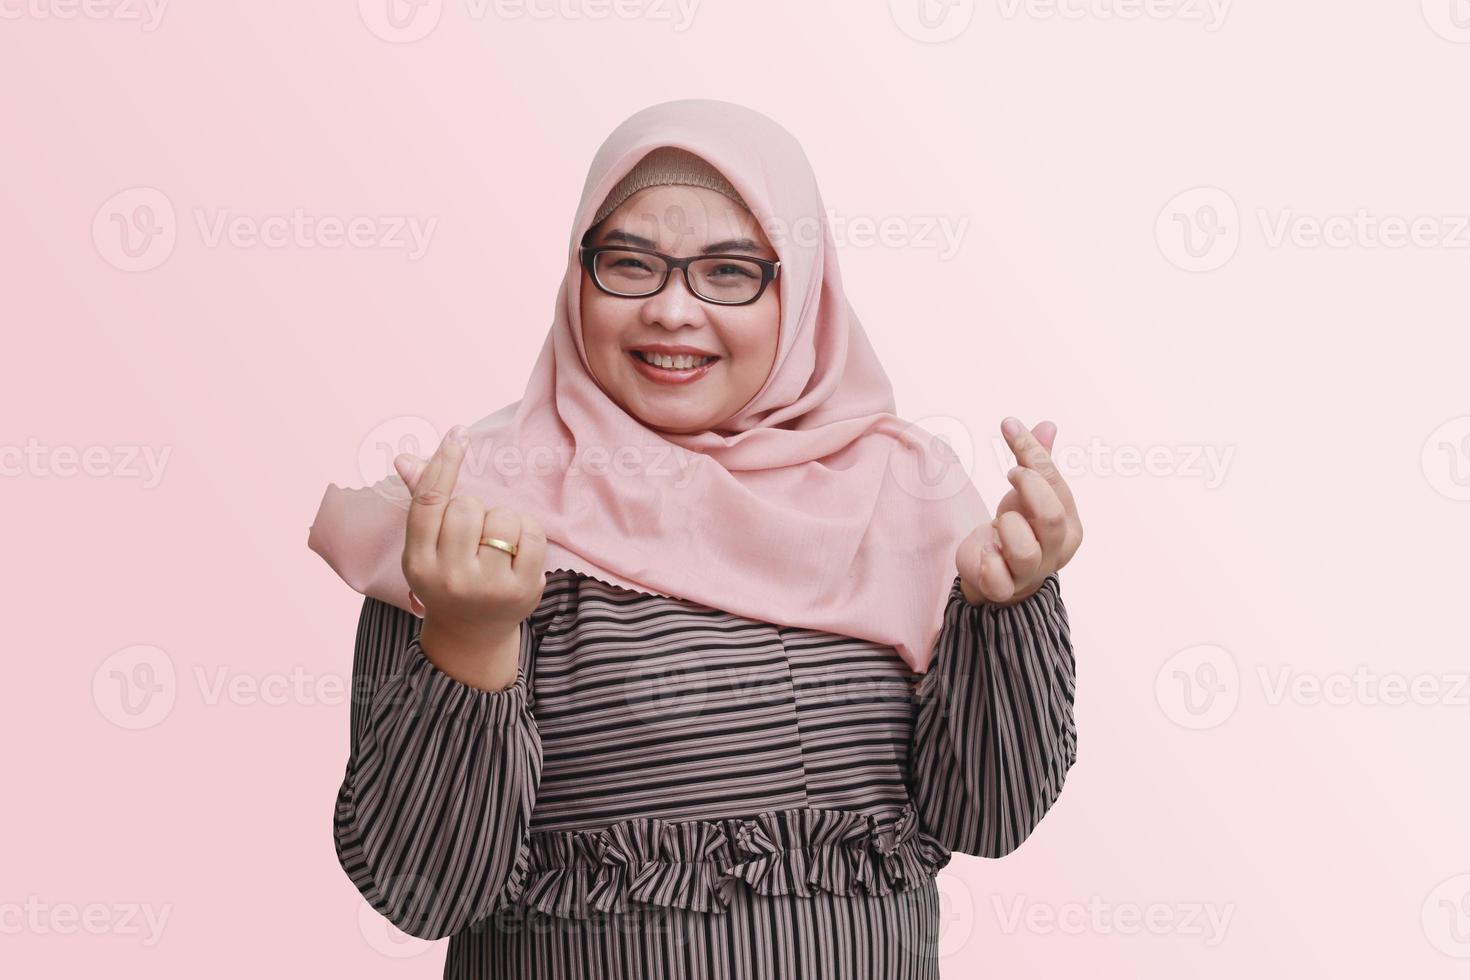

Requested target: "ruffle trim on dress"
[{"left": 511, "top": 802, "right": 951, "bottom": 919}]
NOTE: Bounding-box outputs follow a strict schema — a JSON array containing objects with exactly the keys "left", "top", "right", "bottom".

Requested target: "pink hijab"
[{"left": 306, "top": 98, "right": 988, "bottom": 673}]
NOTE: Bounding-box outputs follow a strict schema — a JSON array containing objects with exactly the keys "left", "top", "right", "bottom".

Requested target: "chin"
[
  {"left": 641, "top": 415, "right": 709, "bottom": 435},
  {"left": 631, "top": 404, "right": 716, "bottom": 434}
]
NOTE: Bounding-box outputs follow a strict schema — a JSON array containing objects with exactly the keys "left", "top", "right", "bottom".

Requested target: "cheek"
[
  {"left": 735, "top": 309, "right": 780, "bottom": 378},
  {"left": 580, "top": 298, "right": 624, "bottom": 367}
]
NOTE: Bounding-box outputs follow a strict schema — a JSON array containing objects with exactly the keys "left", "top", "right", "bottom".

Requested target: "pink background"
[{"left": 4, "top": 2, "right": 1469, "bottom": 976}]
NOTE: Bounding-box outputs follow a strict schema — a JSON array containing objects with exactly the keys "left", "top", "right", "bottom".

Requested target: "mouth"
[{"left": 627, "top": 349, "right": 720, "bottom": 384}]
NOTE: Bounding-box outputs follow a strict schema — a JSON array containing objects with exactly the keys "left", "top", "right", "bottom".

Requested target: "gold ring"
[{"left": 479, "top": 536, "right": 518, "bottom": 558}]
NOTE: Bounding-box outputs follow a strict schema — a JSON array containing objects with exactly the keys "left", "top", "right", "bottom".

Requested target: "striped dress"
[{"left": 334, "top": 568, "right": 1077, "bottom": 979}]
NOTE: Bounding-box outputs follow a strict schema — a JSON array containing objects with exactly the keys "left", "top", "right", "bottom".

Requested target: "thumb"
[
  {"left": 393, "top": 452, "right": 428, "bottom": 493},
  {"left": 1033, "top": 420, "right": 1057, "bottom": 454}
]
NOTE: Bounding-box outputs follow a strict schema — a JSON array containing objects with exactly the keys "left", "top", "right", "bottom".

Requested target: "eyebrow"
[{"left": 598, "top": 229, "right": 771, "bottom": 256}]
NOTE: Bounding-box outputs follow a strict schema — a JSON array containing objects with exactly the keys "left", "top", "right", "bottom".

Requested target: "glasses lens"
[
  {"left": 689, "top": 257, "right": 765, "bottom": 304},
  {"left": 593, "top": 249, "right": 668, "bottom": 296}
]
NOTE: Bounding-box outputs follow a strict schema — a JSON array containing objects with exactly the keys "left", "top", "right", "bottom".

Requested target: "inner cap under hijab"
[{"left": 591, "top": 146, "right": 750, "bottom": 229}]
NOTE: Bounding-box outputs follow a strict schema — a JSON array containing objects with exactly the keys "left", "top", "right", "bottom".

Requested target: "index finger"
[
  {"left": 1001, "top": 417, "right": 1077, "bottom": 515},
  {"left": 404, "top": 424, "right": 468, "bottom": 566}
]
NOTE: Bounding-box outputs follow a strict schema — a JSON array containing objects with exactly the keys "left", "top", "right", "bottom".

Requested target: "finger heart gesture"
[
  {"left": 393, "top": 424, "right": 548, "bottom": 632},
  {"left": 955, "top": 416, "right": 1084, "bottom": 607}
]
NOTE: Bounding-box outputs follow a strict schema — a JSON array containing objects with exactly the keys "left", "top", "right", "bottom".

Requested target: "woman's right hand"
[{"left": 394, "top": 424, "right": 548, "bottom": 691}]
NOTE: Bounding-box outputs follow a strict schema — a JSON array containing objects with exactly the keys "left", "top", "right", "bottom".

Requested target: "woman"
[{"left": 308, "top": 99, "right": 1082, "bottom": 979}]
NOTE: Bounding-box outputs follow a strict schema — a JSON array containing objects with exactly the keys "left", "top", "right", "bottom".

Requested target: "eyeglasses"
[{"left": 579, "top": 244, "right": 780, "bottom": 306}]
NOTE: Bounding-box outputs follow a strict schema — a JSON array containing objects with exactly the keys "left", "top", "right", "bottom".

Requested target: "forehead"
[{"left": 593, "top": 184, "right": 771, "bottom": 253}]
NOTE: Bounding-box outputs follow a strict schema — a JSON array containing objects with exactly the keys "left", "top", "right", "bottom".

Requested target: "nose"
[{"left": 639, "top": 267, "right": 706, "bottom": 330}]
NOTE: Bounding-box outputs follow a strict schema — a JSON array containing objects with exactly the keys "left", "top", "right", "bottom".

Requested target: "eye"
[{"left": 709, "top": 262, "right": 757, "bottom": 279}]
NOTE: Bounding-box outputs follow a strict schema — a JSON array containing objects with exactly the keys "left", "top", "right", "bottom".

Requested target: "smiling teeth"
[{"left": 637, "top": 351, "right": 714, "bottom": 369}]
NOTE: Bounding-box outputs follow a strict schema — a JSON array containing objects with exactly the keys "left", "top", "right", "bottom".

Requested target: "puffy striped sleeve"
[
  {"left": 333, "top": 596, "right": 543, "bottom": 940},
  {"left": 907, "top": 571, "right": 1077, "bottom": 858}
]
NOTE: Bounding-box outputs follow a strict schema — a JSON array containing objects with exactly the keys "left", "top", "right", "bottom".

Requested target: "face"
[{"left": 579, "top": 184, "right": 781, "bottom": 435}]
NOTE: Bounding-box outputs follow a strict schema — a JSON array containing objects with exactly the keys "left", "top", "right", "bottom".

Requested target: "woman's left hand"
[{"left": 955, "top": 417, "right": 1084, "bottom": 607}]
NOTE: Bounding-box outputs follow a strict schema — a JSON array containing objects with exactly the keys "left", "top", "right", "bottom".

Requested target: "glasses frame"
[{"left": 579, "top": 244, "right": 781, "bottom": 307}]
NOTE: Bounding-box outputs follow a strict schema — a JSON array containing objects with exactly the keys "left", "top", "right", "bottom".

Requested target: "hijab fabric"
[{"left": 306, "top": 98, "right": 989, "bottom": 673}]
